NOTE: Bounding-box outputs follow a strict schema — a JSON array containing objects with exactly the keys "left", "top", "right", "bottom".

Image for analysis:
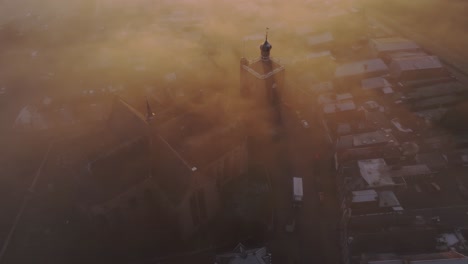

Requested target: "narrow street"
[{"left": 266, "top": 102, "right": 340, "bottom": 264}]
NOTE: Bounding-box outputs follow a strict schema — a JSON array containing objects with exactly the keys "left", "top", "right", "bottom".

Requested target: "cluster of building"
[
  {"left": 30, "top": 29, "right": 287, "bottom": 264},
  {"left": 312, "top": 21, "right": 468, "bottom": 264},
  {"left": 7, "top": 1, "right": 468, "bottom": 263}
]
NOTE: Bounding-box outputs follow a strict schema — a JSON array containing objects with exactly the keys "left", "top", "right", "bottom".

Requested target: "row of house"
[{"left": 317, "top": 32, "right": 468, "bottom": 264}]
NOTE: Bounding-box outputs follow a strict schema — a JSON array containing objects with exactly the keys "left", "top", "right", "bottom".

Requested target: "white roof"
[
  {"left": 378, "top": 191, "right": 401, "bottom": 207},
  {"left": 390, "top": 55, "right": 443, "bottom": 71},
  {"left": 371, "top": 37, "right": 420, "bottom": 52},
  {"left": 382, "top": 86, "right": 394, "bottom": 94},
  {"left": 352, "top": 189, "right": 378, "bottom": 203},
  {"left": 358, "top": 159, "right": 395, "bottom": 187},
  {"left": 293, "top": 177, "right": 303, "bottom": 196},
  {"left": 439, "top": 233, "right": 460, "bottom": 247}
]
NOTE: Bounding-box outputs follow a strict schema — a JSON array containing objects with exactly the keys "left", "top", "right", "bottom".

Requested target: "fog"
[
  {"left": 0, "top": 0, "right": 355, "bottom": 144},
  {"left": 2, "top": 0, "right": 468, "bottom": 263},
  {"left": 0, "top": 0, "right": 326, "bottom": 101}
]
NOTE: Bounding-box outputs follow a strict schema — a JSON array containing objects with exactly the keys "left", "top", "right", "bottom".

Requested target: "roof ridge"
[
  {"left": 157, "top": 134, "right": 195, "bottom": 172},
  {"left": 114, "top": 97, "right": 149, "bottom": 125}
]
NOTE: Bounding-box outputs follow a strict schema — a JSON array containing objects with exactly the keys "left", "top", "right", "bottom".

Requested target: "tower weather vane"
[{"left": 265, "top": 27, "right": 269, "bottom": 40}]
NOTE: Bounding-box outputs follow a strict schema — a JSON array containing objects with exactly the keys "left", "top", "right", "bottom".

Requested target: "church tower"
[{"left": 240, "top": 28, "right": 285, "bottom": 107}]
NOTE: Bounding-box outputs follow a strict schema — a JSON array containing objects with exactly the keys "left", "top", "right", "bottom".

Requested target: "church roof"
[
  {"left": 242, "top": 57, "right": 284, "bottom": 79},
  {"left": 157, "top": 108, "right": 245, "bottom": 169},
  {"left": 260, "top": 39, "right": 272, "bottom": 52},
  {"left": 71, "top": 97, "right": 244, "bottom": 207}
]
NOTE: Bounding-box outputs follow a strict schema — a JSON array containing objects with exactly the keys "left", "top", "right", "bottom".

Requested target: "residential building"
[
  {"left": 389, "top": 55, "right": 453, "bottom": 85},
  {"left": 361, "top": 77, "right": 394, "bottom": 96},
  {"left": 334, "top": 59, "right": 389, "bottom": 89},
  {"left": 336, "top": 130, "right": 399, "bottom": 152},
  {"left": 392, "top": 81, "right": 468, "bottom": 112},
  {"left": 307, "top": 31, "right": 335, "bottom": 51},
  {"left": 369, "top": 37, "right": 421, "bottom": 63}
]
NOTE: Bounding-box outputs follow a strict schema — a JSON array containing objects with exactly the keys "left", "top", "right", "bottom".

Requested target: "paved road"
[{"left": 264, "top": 102, "right": 339, "bottom": 264}]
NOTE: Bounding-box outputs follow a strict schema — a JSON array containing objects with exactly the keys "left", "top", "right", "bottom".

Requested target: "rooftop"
[
  {"left": 415, "top": 151, "right": 448, "bottom": 171},
  {"left": 387, "top": 50, "right": 429, "bottom": 60},
  {"left": 362, "top": 77, "right": 392, "bottom": 90},
  {"left": 157, "top": 109, "right": 245, "bottom": 168},
  {"left": 358, "top": 159, "right": 396, "bottom": 187},
  {"left": 356, "top": 158, "right": 432, "bottom": 188},
  {"left": 404, "top": 81, "right": 467, "bottom": 101},
  {"left": 390, "top": 55, "right": 444, "bottom": 71},
  {"left": 323, "top": 100, "right": 357, "bottom": 113},
  {"left": 307, "top": 32, "right": 334, "bottom": 46},
  {"left": 55, "top": 98, "right": 245, "bottom": 206},
  {"left": 242, "top": 57, "right": 284, "bottom": 80},
  {"left": 352, "top": 189, "right": 378, "bottom": 203},
  {"left": 371, "top": 37, "right": 420, "bottom": 52},
  {"left": 337, "top": 130, "right": 399, "bottom": 151},
  {"left": 335, "top": 59, "right": 389, "bottom": 78},
  {"left": 365, "top": 111, "right": 393, "bottom": 131},
  {"left": 354, "top": 130, "right": 398, "bottom": 148},
  {"left": 412, "top": 95, "right": 462, "bottom": 111},
  {"left": 414, "top": 108, "right": 448, "bottom": 123}
]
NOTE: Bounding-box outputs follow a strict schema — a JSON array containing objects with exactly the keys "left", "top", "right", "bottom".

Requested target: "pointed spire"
[
  {"left": 146, "top": 97, "right": 155, "bottom": 122},
  {"left": 260, "top": 27, "right": 272, "bottom": 61}
]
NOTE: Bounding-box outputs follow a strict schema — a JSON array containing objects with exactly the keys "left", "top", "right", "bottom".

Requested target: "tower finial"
[{"left": 260, "top": 28, "right": 272, "bottom": 61}]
